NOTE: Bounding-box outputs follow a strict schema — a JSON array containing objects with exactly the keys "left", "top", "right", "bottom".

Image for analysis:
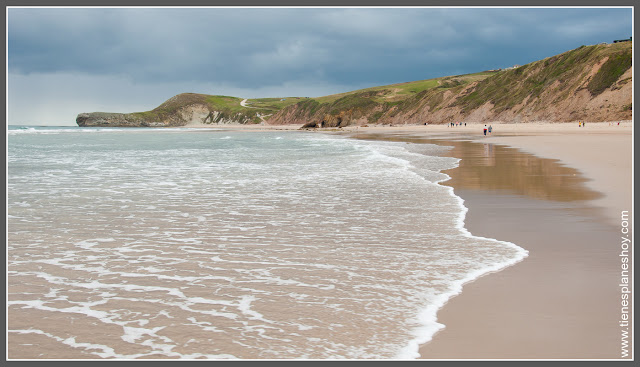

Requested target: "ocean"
[{"left": 7, "top": 126, "right": 527, "bottom": 359}]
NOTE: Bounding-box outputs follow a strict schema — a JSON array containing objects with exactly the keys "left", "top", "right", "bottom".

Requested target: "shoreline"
[
  {"left": 341, "top": 123, "right": 632, "bottom": 359},
  {"left": 182, "top": 120, "right": 633, "bottom": 358},
  {"left": 336, "top": 120, "right": 632, "bottom": 223},
  {"left": 10, "top": 122, "right": 633, "bottom": 359},
  {"left": 138, "top": 121, "right": 633, "bottom": 358}
]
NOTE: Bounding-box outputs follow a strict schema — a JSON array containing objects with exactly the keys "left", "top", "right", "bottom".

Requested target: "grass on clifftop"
[
  {"left": 244, "top": 97, "right": 306, "bottom": 112},
  {"left": 131, "top": 93, "right": 267, "bottom": 123},
  {"left": 204, "top": 95, "right": 248, "bottom": 114},
  {"left": 304, "top": 71, "right": 496, "bottom": 107}
]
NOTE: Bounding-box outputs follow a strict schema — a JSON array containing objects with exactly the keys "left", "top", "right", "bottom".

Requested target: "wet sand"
[
  {"left": 423, "top": 140, "right": 627, "bottom": 359},
  {"left": 348, "top": 127, "right": 632, "bottom": 359},
  {"left": 34, "top": 121, "right": 629, "bottom": 359}
]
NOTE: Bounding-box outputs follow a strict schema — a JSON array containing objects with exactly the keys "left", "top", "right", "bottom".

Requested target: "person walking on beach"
[
  {"left": 488, "top": 125, "right": 492, "bottom": 134},
  {"left": 483, "top": 125, "right": 487, "bottom": 136}
]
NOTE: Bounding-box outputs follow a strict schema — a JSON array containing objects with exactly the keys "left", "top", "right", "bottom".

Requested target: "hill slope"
[
  {"left": 76, "top": 42, "right": 632, "bottom": 127},
  {"left": 77, "top": 94, "right": 267, "bottom": 127},
  {"left": 269, "top": 42, "right": 632, "bottom": 126}
]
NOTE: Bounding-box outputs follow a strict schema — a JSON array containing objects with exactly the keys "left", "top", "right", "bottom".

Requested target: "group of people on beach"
[
  {"left": 446, "top": 121, "right": 493, "bottom": 135},
  {"left": 449, "top": 122, "right": 466, "bottom": 127}
]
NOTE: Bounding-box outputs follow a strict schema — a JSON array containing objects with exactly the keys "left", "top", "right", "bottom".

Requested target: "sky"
[{"left": 7, "top": 7, "right": 633, "bottom": 126}]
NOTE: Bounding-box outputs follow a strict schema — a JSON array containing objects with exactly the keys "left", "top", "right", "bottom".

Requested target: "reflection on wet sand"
[
  {"left": 352, "top": 133, "right": 602, "bottom": 203},
  {"left": 349, "top": 131, "right": 622, "bottom": 359}
]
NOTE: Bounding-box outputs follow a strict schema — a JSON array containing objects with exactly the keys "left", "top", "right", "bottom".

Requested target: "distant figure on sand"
[
  {"left": 579, "top": 122, "right": 582, "bottom": 127},
  {"left": 488, "top": 125, "right": 492, "bottom": 134},
  {"left": 483, "top": 125, "right": 487, "bottom": 136}
]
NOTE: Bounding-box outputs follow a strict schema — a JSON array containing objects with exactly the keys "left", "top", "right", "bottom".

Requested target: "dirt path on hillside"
[{"left": 240, "top": 99, "right": 270, "bottom": 125}]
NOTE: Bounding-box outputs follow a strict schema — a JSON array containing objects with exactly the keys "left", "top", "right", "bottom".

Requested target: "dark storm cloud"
[
  {"left": 8, "top": 7, "right": 632, "bottom": 89},
  {"left": 7, "top": 7, "right": 633, "bottom": 125}
]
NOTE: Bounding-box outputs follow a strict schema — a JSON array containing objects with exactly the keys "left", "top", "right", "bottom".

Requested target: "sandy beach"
[
  {"left": 165, "top": 121, "right": 632, "bottom": 358},
  {"left": 336, "top": 121, "right": 632, "bottom": 359},
  {"left": 191, "top": 120, "right": 633, "bottom": 354},
  {"left": 342, "top": 121, "right": 632, "bottom": 225}
]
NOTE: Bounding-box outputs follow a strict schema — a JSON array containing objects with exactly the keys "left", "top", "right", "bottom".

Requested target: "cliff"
[
  {"left": 77, "top": 93, "right": 264, "bottom": 127},
  {"left": 269, "top": 42, "right": 632, "bottom": 126},
  {"left": 76, "top": 42, "right": 632, "bottom": 127}
]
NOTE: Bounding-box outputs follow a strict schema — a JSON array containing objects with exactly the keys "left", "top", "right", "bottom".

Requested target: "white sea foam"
[
  {"left": 394, "top": 180, "right": 529, "bottom": 359},
  {"left": 8, "top": 127, "right": 129, "bottom": 135},
  {"left": 8, "top": 129, "right": 528, "bottom": 359},
  {"left": 322, "top": 137, "right": 528, "bottom": 359}
]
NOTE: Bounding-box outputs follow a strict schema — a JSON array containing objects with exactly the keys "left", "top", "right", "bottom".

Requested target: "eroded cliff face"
[
  {"left": 268, "top": 70, "right": 631, "bottom": 127},
  {"left": 381, "top": 67, "right": 632, "bottom": 125},
  {"left": 268, "top": 43, "right": 632, "bottom": 127}
]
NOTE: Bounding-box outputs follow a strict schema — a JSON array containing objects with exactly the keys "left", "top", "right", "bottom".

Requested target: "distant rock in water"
[{"left": 76, "top": 112, "right": 164, "bottom": 127}]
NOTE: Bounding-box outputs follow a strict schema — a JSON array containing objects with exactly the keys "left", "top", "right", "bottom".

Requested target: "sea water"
[{"left": 7, "top": 126, "right": 527, "bottom": 359}]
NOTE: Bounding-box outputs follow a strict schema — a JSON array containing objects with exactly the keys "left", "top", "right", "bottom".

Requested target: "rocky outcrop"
[
  {"left": 76, "top": 93, "right": 259, "bottom": 127},
  {"left": 76, "top": 112, "right": 162, "bottom": 127}
]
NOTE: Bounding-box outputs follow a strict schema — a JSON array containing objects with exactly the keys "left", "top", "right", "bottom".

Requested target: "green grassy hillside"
[
  {"left": 77, "top": 41, "right": 631, "bottom": 127},
  {"left": 131, "top": 93, "right": 265, "bottom": 124},
  {"left": 454, "top": 42, "right": 632, "bottom": 114},
  {"left": 269, "top": 41, "right": 631, "bottom": 126}
]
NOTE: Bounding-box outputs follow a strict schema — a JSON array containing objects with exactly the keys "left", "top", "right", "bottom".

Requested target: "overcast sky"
[{"left": 7, "top": 7, "right": 633, "bottom": 126}]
